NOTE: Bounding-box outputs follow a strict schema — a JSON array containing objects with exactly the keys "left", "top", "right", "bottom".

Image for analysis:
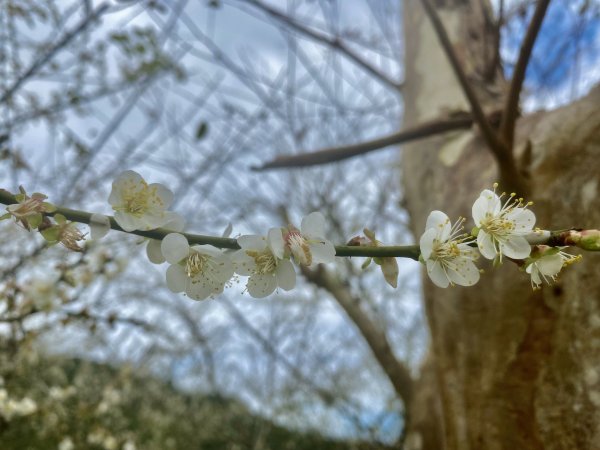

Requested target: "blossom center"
[
  {"left": 285, "top": 231, "right": 312, "bottom": 266},
  {"left": 247, "top": 250, "right": 276, "bottom": 275},
  {"left": 433, "top": 240, "right": 461, "bottom": 260},
  {"left": 186, "top": 252, "right": 209, "bottom": 279},
  {"left": 479, "top": 213, "right": 515, "bottom": 238},
  {"left": 120, "top": 189, "right": 149, "bottom": 217}
]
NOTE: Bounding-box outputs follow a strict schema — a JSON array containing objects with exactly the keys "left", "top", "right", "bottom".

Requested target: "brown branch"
[
  {"left": 241, "top": 0, "right": 403, "bottom": 92},
  {"left": 419, "top": 2, "right": 506, "bottom": 158},
  {"left": 253, "top": 113, "right": 475, "bottom": 170},
  {"left": 301, "top": 265, "right": 414, "bottom": 407},
  {"left": 484, "top": 0, "right": 504, "bottom": 81},
  {"left": 420, "top": 0, "right": 529, "bottom": 194},
  {"left": 500, "top": 0, "right": 551, "bottom": 149}
]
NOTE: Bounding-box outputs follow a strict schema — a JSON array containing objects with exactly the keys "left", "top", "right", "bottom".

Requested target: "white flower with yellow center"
[
  {"left": 472, "top": 186, "right": 535, "bottom": 262},
  {"left": 525, "top": 245, "right": 582, "bottom": 290},
  {"left": 284, "top": 212, "right": 335, "bottom": 267},
  {"left": 233, "top": 228, "right": 296, "bottom": 298},
  {"left": 161, "top": 233, "right": 234, "bottom": 301},
  {"left": 108, "top": 170, "right": 175, "bottom": 232},
  {"left": 419, "top": 211, "right": 480, "bottom": 288}
]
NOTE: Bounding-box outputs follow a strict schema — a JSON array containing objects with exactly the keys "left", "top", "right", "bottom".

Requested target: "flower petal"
[
  {"left": 426, "top": 260, "right": 450, "bottom": 288},
  {"left": 537, "top": 253, "right": 563, "bottom": 277},
  {"left": 148, "top": 183, "right": 173, "bottom": 209},
  {"left": 529, "top": 266, "right": 542, "bottom": 286},
  {"left": 501, "top": 236, "right": 531, "bottom": 259},
  {"left": 109, "top": 170, "right": 143, "bottom": 205},
  {"left": 477, "top": 231, "right": 497, "bottom": 260},
  {"left": 186, "top": 280, "right": 214, "bottom": 301},
  {"left": 267, "top": 228, "right": 285, "bottom": 259},
  {"left": 505, "top": 207, "right": 536, "bottom": 232},
  {"left": 380, "top": 257, "right": 399, "bottom": 288},
  {"left": 211, "top": 254, "right": 234, "bottom": 282},
  {"left": 193, "top": 244, "right": 227, "bottom": 259},
  {"left": 163, "top": 212, "right": 185, "bottom": 232},
  {"left": 146, "top": 239, "right": 165, "bottom": 264},
  {"left": 139, "top": 211, "right": 169, "bottom": 230},
  {"left": 419, "top": 228, "right": 437, "bottom": 260},
  {"left": 166, "top": 264, "right": 187, "bottom": 293},
  {"left": 89, "top": 213, "right": 110, "bottom": 239},
  {"left": 301, "top": 212, "right": 326, "bottom": 238},
  {"left": 232, "top": 250, "right": 256, "bottom": 276},
  {"left": 247, "top": 274, "right": 277, "bottom": 298},
  {"left": 310, "top": 241, "right": 336, "bottom": 265},
  {"left": 161, "top": 233, "right": 190, "bottom": 264},
  {"left": 275, "top": 260, "right": 296, "bottom": 291},
  {"left": 425, "top": 211, "right": 451, "bottom": 240},
  {"left": 114, "top": 211, "right": 141, "bottom": 232},
  {"left": 115, "top": 170, "right": 143, "bottom": 185},
  {"left": 447, "top": 260, "right": 480, "bottom": 286},
  {"left": 238, "top": 235, "right": 266, "bottom": 250},
  {"left": 472, "top": 190, "right": 500, "bottom": 225}
]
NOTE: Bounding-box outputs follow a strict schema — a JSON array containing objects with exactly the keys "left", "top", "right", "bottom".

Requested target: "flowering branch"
[
  {"left": 2, "top": 173, "right": 599, "bottom": 299},
  {"left": 0, "top": 188, "right": 597, "bottom": 260}
]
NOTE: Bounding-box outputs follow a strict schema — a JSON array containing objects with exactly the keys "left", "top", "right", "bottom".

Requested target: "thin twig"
[
  {"left": 301, "top": 265, "right": 414, "bottom": 413},
  {"left": 239, "top": 0, "right": 403, "bottom": 91},
  {"left": 253, "top": 113, "right": 475, "bottom": 170},
  {"left": 500, "top": 0, "right": 551, "bottom": 149},
  {"left": 0, "top": 3, "right": 110, "bottom": 104}
]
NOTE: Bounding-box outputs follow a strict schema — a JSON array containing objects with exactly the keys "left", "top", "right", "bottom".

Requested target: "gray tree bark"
[{"left": 401, "top": 1, "right": 600, "bottom": 449}]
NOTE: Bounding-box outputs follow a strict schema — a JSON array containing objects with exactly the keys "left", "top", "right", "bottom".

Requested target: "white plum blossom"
[
  {"left": 419, "top": 211, "right": 480, "bottom": 288},
  {"left": 109, "top": 170, "right": 176, "bottom": 232},
  {"left": 233, "top": 228, "right": 296, "bottom": 298},
  {"left": 284, "top": 212, "right": 336, "bottom": 267},
  {"left": 472, "top": 185, "right": 536, "bottom": 262},
  {"left": 525, "top": 246, "right": 581, "bottom": 290},
  {"left": 161, "top": 233, "right": 233, "bottom": 300}
]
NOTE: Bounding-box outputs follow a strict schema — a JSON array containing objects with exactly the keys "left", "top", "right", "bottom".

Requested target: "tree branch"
[
  {"left": 0, "top": 3, "right": 110, "bottom": 105},
  {"left": 239, "top": 0, "right": 403, "bottom": 92},
  {"left": 1, "top": 189, "right": 596, "bottom": 258},
  {"left": 301, "top": 265, "right": 414, "bottom": 408},
  {"left": 419, "top": 0, "right": 529, "bottom": 194},
  {"left": 0, "top": 188, "right": 421, "bottom": 259},
  {"left": 500, "top": 0, "right": 551, "bottom": 149},
  {"left": 253, "top": 113, "right": 475, "bottom": 170}
]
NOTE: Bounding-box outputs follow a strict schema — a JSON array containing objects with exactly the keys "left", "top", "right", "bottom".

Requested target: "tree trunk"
[{"left": 401, "top": 1, "right": 600, "bottom": 449}]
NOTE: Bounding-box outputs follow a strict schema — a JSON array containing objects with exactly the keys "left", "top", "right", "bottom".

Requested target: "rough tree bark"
[{"left": 402, "top": 1, "right": 600, "bottom": 449}]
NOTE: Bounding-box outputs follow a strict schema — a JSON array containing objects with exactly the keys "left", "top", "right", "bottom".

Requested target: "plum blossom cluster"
[
  {"left": 155, "top": 212, "right": 336, "bottom": 300},
  {"left": 2, "top": 172, "right": 593, "bottom": 299},
  {"left": 419, "top": 184, "right": 580, "bottom": 289},
  {"left": 105, "top": 171, "right": 336, "bottom": 299}
]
